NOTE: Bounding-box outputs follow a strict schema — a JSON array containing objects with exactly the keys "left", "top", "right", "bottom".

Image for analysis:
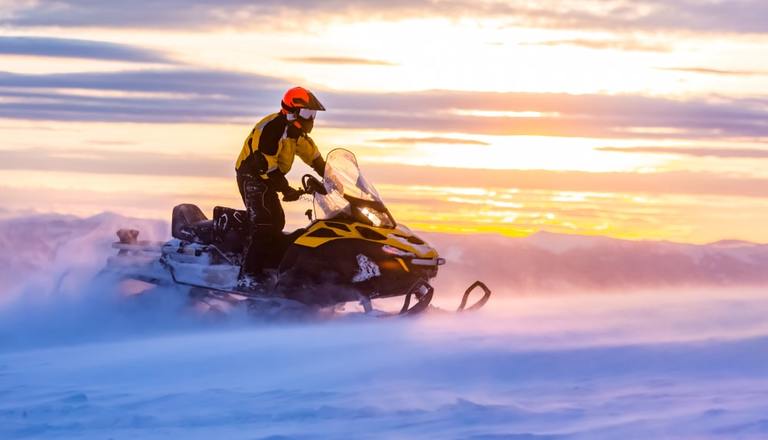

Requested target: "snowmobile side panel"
[
  {"left": 161, "top": 257, "right": 240, "bottom": 291},
  {"left": 278, "top": 238, "right": 438, "bottom": 305}
]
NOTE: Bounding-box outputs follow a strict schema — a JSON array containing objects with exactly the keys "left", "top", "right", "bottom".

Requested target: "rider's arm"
[
  {"left": 296, "top": 135, "right": 324, "bottom": 177},
  {"left": 310, "top": 156, "right": 325, "bottom": 178},
  {"left": 266, "top": 169, "right": 302, "bottom": 201}
]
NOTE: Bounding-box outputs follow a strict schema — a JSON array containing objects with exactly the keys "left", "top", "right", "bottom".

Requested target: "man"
[{"left": 235, "top": 86, "right": 326, "bottom": 287}]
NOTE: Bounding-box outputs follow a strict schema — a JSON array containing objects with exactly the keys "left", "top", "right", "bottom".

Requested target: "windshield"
[{"left": 314, "top": 148, "right": 395, "bottom": 227}]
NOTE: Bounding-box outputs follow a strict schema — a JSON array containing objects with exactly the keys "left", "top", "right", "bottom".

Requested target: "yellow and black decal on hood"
[{"left": 294, "top": 220, "right": 438, "bottom": 259}]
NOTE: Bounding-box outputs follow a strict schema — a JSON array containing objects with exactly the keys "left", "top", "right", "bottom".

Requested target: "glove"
[
  {"left": 305, "top": 175, "right": 327, "bottom": 196},
  {"left": 281, "top": 186, "right": 303, "bottom": 202}
]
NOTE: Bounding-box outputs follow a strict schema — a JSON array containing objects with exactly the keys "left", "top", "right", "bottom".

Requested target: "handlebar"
[
  {"left": 283, "top": 174, "right": 325, "bottom": 202},
  {"left": 301, "top": 174, "right": 327, "bottom": 196}
]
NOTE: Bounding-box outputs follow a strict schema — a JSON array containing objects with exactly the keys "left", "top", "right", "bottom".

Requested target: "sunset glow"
[{"left": 1, "top": 1, "right": 767, "bottom": 243}]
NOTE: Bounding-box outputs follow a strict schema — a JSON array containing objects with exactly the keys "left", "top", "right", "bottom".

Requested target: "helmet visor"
[{"left": 304, "top": 91, "right": 326, "bottom": 111}]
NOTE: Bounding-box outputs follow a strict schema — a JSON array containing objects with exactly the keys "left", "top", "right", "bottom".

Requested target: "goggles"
[{"left": 298, "top": 108, "right": 317, "bottom": 120}]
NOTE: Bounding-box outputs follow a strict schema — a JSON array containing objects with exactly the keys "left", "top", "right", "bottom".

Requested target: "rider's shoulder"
[{"left": 255, "top": 112, "right": 286, "bottom": 130}]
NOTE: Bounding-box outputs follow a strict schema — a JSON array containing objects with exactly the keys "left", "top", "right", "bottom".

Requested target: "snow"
[
  {"left": 1, "top": 212, "right": 768, "bottom": 439},
  {"left": 3, "top": 292, "right": 768, "bottom": 439}
]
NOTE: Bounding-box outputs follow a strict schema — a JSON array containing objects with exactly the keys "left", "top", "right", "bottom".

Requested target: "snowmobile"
[{"left": 103, "top": 148, "right": 490, "bottom": 316}]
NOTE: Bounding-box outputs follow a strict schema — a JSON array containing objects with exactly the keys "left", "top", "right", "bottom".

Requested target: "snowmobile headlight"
[
  {"left": 356, "top": 206, "right": 395, "bottom": 228},
  {"left": 382, "top": 245, "right": 415, "bottom": 258}
]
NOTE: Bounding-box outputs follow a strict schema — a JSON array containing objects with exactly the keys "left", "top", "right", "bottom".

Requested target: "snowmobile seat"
[
  {"left": 172, "top": 204, "right": 215, "bottom": 244},
  {"left": 171, "top": 204, "right": 300, "bottom": 255}
]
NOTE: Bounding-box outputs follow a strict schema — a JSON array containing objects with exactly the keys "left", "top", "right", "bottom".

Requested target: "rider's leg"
[{"left": 237, "top": 173, "right": 282, "bottom": 280}]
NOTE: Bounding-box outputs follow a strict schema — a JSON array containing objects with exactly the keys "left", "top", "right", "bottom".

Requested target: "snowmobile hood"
[{"left": 293, "top": 220, "right": 438, "bottom": 259}]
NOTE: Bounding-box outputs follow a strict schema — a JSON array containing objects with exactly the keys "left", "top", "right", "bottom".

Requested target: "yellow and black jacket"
[{"left": 236, "top": 113, "right": 322, "bottom": 183}]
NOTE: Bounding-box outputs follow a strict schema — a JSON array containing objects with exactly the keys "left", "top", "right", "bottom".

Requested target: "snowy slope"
[
  {"left": 2, "top": 291, "right": 768, "bottom": 439},
  {"left": 1, "top": 212, "right": 768, "bottom": 439}
]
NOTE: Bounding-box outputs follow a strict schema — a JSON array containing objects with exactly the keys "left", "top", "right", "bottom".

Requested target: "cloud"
[
  {"left": 2, "top": 146, "right": 767, "bottom": 199},
  {"left": 2, "top": 68, "right": 768, "bottom": 139},
  {"left": 657, "top": 67, "right": 768, "bottom": 76},
  {"left": 0, "top": 148, "right": 232, "bottom": 178},
  {"left": 524, "top": 38, "right": 670, "bottom": 52},
  {"left": 369, "top": 136, "right": 490, "bottom": 145},
  {"left": 598, "top": 146, "right": 768, "bottom": 158},
  {"left": 3, "top": 0, "right": 768, "bottom": 34},
  {"left": 281, "top": 57, "right": 396, "bottom": 66},
  {"left": 504, "top": 0, "right": 768, "bottom": 34},
  {"left": 0, "top": 69, "right": 288, "bottom": 123},
  {"left": 363, "top": 164, "right": 768, "bottom": 199},
  {"left": 330, "top": 90, "right": 768, "bottom": 139},
  {"left": 0, "top": 69, "right": 284, "bottom": 96},
  {"left": 0, "top": 36, "right": 169, "bottom": 62}
]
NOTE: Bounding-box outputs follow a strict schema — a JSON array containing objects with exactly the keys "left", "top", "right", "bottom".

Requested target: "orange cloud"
[
  {"left": 4, "top": 148, "right": 767, "bottom": 198},
  {"left": 598, "top": 146, "right": 768, "bottom": 158},
  {"left": 368, "top": 136, "right": 490, "bottom": 145},
  {"left": 281, "top": 57, "right": 396, "bottom": 66},
  {"left": 364, "top": 164, "right": 768, "bottom": 198},
  {"left": 657, "top": 67, "right": 768, "bottom": 77},
  {"left": 524, "top": 38, "right": 670, "bottom": 52}
]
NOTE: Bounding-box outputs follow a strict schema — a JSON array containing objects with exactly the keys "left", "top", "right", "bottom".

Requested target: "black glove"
[
  {"left": 281, "top": 186, "right": 303, "bottom": 202},
  {"left": 304, "top": 175, "right": 327, "bottom": 195},
  {"left": 311, "top": 156, "right": 326, "bottom": 178}
]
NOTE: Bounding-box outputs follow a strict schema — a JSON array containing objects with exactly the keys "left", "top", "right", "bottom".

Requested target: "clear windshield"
[{"left": 314, "top": 149, "right": 394, "bottom": 227}]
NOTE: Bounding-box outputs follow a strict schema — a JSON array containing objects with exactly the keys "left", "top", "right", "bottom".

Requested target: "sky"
[{"left": 1, "top": 0, "right": 767, "bottom": 243}]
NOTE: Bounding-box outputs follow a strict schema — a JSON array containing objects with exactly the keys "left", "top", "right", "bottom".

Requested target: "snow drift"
[
  {"left": 2, "top": 290, "right": 768, "bottom": 439},
  {"left": 1, "top": 212, "right": 767, "bottom": 439}
]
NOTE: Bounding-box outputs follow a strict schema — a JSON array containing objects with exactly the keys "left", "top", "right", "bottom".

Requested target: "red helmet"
[
  {"left": 281, "top": 87, "right": 326, "bottom": 112},
  {"left": 281, "top": 87, "right": 325, "bottom": 134}
]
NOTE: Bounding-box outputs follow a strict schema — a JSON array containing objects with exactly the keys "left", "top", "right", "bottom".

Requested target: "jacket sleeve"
[{"left": 295, "top": 135, "right": 321, "bottom": 167}]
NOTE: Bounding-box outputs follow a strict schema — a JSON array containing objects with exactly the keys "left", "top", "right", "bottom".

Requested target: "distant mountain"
[
  {"left": 428, "top": 230, "right": 768, "bottom": 293},
  {"left": 1, "top": 212, "right": 766, "bottom": 297}
]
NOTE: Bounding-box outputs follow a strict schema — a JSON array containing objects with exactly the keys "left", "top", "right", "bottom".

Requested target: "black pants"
[{"left": 237, "top": 173, "right": 285, "bottom": 275}]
